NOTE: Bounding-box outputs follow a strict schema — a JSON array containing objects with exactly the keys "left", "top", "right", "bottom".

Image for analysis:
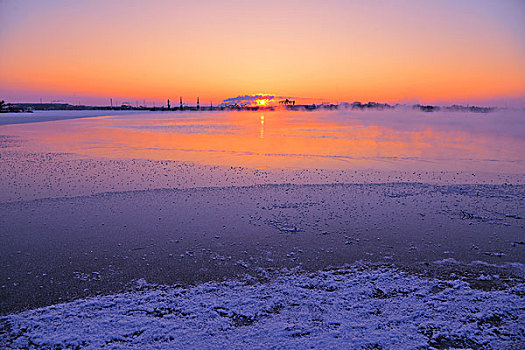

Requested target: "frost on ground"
[{"left": 1, "top": 266, "right": 524, "bottom": 349}]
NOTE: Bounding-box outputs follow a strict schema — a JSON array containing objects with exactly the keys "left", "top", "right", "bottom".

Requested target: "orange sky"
[{"left": 1, "top": 0, "right": 524, "bottom": 105}]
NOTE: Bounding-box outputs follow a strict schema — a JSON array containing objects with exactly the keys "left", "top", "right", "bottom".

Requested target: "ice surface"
[
  {"left": 1, "top": 181, "right": 524, "bottom": 315},
  {"left": 0, "top": 150, "right": 522, "bottom": 203}
]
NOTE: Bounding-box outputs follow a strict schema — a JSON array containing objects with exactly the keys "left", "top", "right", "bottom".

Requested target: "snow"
[
  {"left": 0, "top": 110, "right": 138, "bottom": 126},
  {"left": 2, "top": 265, "right": 524, "bottom": 349}
]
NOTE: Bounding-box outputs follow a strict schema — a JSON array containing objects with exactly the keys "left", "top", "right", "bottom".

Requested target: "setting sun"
[{"left": 256, "top": 99, "right": 269, "bottom": 106}]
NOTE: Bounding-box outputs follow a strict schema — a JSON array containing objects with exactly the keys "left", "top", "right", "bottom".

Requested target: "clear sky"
[{"left": 1, "top": 0, "right": 524, "bottom": 105}]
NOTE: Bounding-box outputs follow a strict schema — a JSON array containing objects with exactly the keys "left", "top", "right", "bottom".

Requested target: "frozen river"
[{"left": 1, "top": 109, "right": 524, "bottom": 348}]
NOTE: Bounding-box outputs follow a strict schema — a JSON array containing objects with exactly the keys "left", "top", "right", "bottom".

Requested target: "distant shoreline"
[{"left": 1, "top": 101, "right": 498, "bottom": 113}]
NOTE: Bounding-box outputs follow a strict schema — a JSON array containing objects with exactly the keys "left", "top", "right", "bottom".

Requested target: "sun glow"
[
  {"left": 256, "top": 99, "right": 269, "bottom": 106},
  {"left": 1, "top": 2, "right": 524, "bottom": 105}
]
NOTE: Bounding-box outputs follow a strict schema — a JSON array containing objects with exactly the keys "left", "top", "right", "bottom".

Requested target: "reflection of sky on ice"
[{"left": 1, "top": 109, "right": 524, "bottom": 173}]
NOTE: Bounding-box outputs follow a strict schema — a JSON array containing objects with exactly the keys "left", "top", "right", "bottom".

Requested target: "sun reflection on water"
[{"left": 260, "top": 115, "right": 264, "bottom": 139}]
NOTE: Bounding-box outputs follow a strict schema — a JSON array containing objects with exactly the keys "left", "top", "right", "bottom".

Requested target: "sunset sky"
[{"left": 1, "top": 0, "right": 524, "bottom": 106}]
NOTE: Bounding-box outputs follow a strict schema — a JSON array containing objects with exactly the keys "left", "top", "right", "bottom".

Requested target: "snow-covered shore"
[
  {"left": 0, "top": 110, "right": 138, "bottom": 126},
  {"left": 2, "top": 265, "right": 524, "bottom": 349}
]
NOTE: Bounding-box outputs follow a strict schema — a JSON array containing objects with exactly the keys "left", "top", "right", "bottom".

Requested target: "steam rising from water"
[{"left": 219, "top": 94, "right": 328, "bottom": 107}]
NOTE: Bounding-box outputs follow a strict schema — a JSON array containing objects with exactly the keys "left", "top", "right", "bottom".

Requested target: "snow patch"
[{"left": 2, "top": 266, "right": 524, "bottom": 349}]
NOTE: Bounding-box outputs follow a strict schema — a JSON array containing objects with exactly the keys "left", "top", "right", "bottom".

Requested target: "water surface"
[{"left": 2, "top": 109, "right": 523, "bottom": 173}]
